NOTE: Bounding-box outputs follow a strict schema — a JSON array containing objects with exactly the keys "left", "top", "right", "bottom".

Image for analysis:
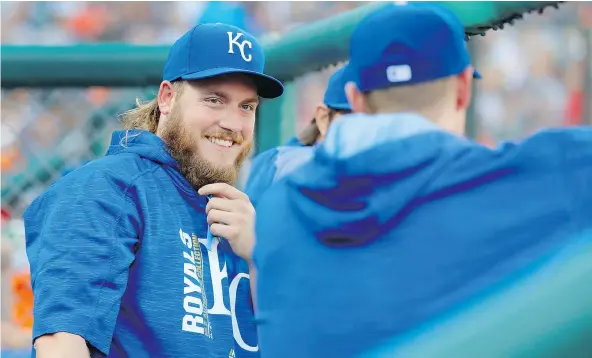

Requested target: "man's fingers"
[
  {"left": 199, "top": 183, "right": 248, "bottom": 200},
  {"left": 206, "top": 197, "right": 254, "bottom": 215},
  {"left": 207, "top": 209, "right": 239, "bottom": 226},
  {"left": 210, "top": 223, "right": 239, "bottom": 240},
  {"left": 205, "top": 197, "right": 236, "bottom": 214}
]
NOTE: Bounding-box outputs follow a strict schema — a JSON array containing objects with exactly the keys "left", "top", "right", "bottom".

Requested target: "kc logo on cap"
[
  {"left": 227, "top": 32, "right": 253, "bottom": 62},
  {"left": 162, "top": 23, "right": 284, "bottom": 98}
]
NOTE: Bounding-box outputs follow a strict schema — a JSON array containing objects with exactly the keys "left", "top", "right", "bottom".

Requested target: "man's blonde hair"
[
  {"left": 364, "top": 76, "right": 455, "bottom": 115},
  {"left": 120, "top": 81, "right": 185, "bottom": 134}
]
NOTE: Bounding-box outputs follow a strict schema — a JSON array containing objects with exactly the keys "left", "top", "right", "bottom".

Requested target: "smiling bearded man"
[
  {"left": 157, "top": 75, "right": 255, "bottom": 191},
  {"left": 23, "top": 23, "right": 283, "bottom": 358}
]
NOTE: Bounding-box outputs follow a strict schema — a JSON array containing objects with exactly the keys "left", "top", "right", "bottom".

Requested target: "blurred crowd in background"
[{"left": 1, "top": 1, "right": 591, "bottom": 353}]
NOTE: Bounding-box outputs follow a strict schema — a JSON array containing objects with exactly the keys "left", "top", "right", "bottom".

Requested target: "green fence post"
[
  {"left": 256, "top": 97, "right": 284, "bottom": 154},
  {"left": 279, "top": 81, "right": 298, "bottom": 145},
  {"left": 256, "top": 77, "right": 297, "bottom": 153}
]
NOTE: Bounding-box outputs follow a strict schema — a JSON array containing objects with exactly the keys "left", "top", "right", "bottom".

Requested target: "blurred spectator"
[
  {"left": 2, "top": 216, "right": 32, "bottom": 352},
  {"left": 472, "top": 3, "right": 589, "bottom": 142}
]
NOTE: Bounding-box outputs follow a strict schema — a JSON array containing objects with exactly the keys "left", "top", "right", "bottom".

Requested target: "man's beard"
[{"left": 160, "top": 105, "right": 253, "bottom": 191}]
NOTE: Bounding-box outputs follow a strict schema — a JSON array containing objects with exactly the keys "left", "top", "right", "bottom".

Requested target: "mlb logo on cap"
[
  {"left": 386, "top": 65, "right": 412, "bottom": 83},
  {"left": 348, "top": 3, "right": 480, "bottom": 92},
  {"left": 163, "top": 23, "right": 284, "bottom": 99}
]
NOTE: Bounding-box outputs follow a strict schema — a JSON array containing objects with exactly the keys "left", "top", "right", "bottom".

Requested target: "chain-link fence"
[
  {"left": 1, "top": 87, "right": 156, "bottom": 215},
  {"left": 1, "top": 87, "right": 151, "bottom": 354}
]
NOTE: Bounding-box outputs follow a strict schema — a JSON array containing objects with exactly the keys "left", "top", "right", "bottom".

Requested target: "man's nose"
[{"left": 218, "top": 115, "right": 242, "bottom": 133}]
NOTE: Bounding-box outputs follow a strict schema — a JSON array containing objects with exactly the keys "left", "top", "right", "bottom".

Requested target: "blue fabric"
[
  {"left": 244, "top": 137, "right": 312, "bottom": 207},
  {"left": 61, "top": 160, "right": 90, "bottom": 177},
  {"left": 162, "top": 23, "right": 283, "bottom": 99},
  {"left": 323, "top": 66, "right": 352, "bottom": 111},
  {"left": 1, "top": 349, "right": 30, "bottom": 358},
  {"left": 348, "top": 3, "right": 479, "bottom": 92},
  {"left": 24, "top": 130, "right": 258, "bottom": 357},
  {"left": 244, "top": 64, "right": 352, "bottom": 205},
  {"left": 253, "top": 113, "right": 592, "bottom": 358}
]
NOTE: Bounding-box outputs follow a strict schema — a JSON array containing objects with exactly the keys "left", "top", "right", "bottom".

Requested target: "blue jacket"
[
  {"left": 253, "top": 113, "right": 592, "bottom": 358},
  {"left": 25, "top": 130, "right": 258, "bottom": 357},
  {"left": 245, "top": 137, "right": 313, "bottom": 207}
]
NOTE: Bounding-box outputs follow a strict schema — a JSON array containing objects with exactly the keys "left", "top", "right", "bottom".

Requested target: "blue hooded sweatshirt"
[
  {"left": 253, "top": 113, "right": 592, "bottom": 358},
  {"left": 24, "top": 130, "right": 258, "bottom": 357},
  {"left": 244, "top": 136, "right": 314, "bottom": 207}
]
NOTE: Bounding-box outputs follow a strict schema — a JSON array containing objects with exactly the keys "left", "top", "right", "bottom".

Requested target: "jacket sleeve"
[{"left": 24, "top": 168, "right": 143, "bottom": 355}]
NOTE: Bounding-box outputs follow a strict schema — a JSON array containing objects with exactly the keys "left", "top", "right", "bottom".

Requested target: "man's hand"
[{"left": 199, "top": 183, "right": 256, "bottom": 263}]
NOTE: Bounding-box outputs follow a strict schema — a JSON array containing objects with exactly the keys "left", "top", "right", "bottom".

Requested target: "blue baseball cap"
[
  {"left": 323, "top": 66, "right": 352, "bottom": 111},
  {"left": 163, "top": 23, "right": 284, "bottom": 99},
  {"left": 348, "top": 3, "right": 481, "bottom": 92}
]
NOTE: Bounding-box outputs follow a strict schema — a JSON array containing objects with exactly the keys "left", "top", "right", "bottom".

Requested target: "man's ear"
[
  {"left": 345, "top": 81, "right": 367, "bottom": 114},
  {"left": 314, "top": 104, "right": 331, "bottom": 138},
  {"left": 157, "top": 81, "right": 176, "bottom": 116},
  {"left": 455, "top": 67, "right": 474, "bottom": 112}
]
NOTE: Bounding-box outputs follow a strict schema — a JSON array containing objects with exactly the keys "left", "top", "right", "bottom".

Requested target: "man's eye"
[
  {"left": 242, "top": 104, "right": 254, "bottom": 111},
  {"left": 206, "top": 98, "right": 222, "bottom": 105}
]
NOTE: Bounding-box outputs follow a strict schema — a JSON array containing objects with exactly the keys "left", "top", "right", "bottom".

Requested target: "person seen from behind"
[{"left": 252, "top": 3, "right": 592, "bottom": 358}]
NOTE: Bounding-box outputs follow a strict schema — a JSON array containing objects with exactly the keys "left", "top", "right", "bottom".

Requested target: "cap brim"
[
  {"left": 181, "top": 67, "right": 284, "bottom": 99},
  {"left": 326, "top": 102, "right": 352, "bottom": 111}
]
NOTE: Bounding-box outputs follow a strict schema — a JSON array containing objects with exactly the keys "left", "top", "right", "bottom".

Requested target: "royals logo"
[
  {"left": 179, "top": 228, "right": 258, "bottom": 353},
  {"left": 227, "top": 32, "right": 253, "bottom": 62}
]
